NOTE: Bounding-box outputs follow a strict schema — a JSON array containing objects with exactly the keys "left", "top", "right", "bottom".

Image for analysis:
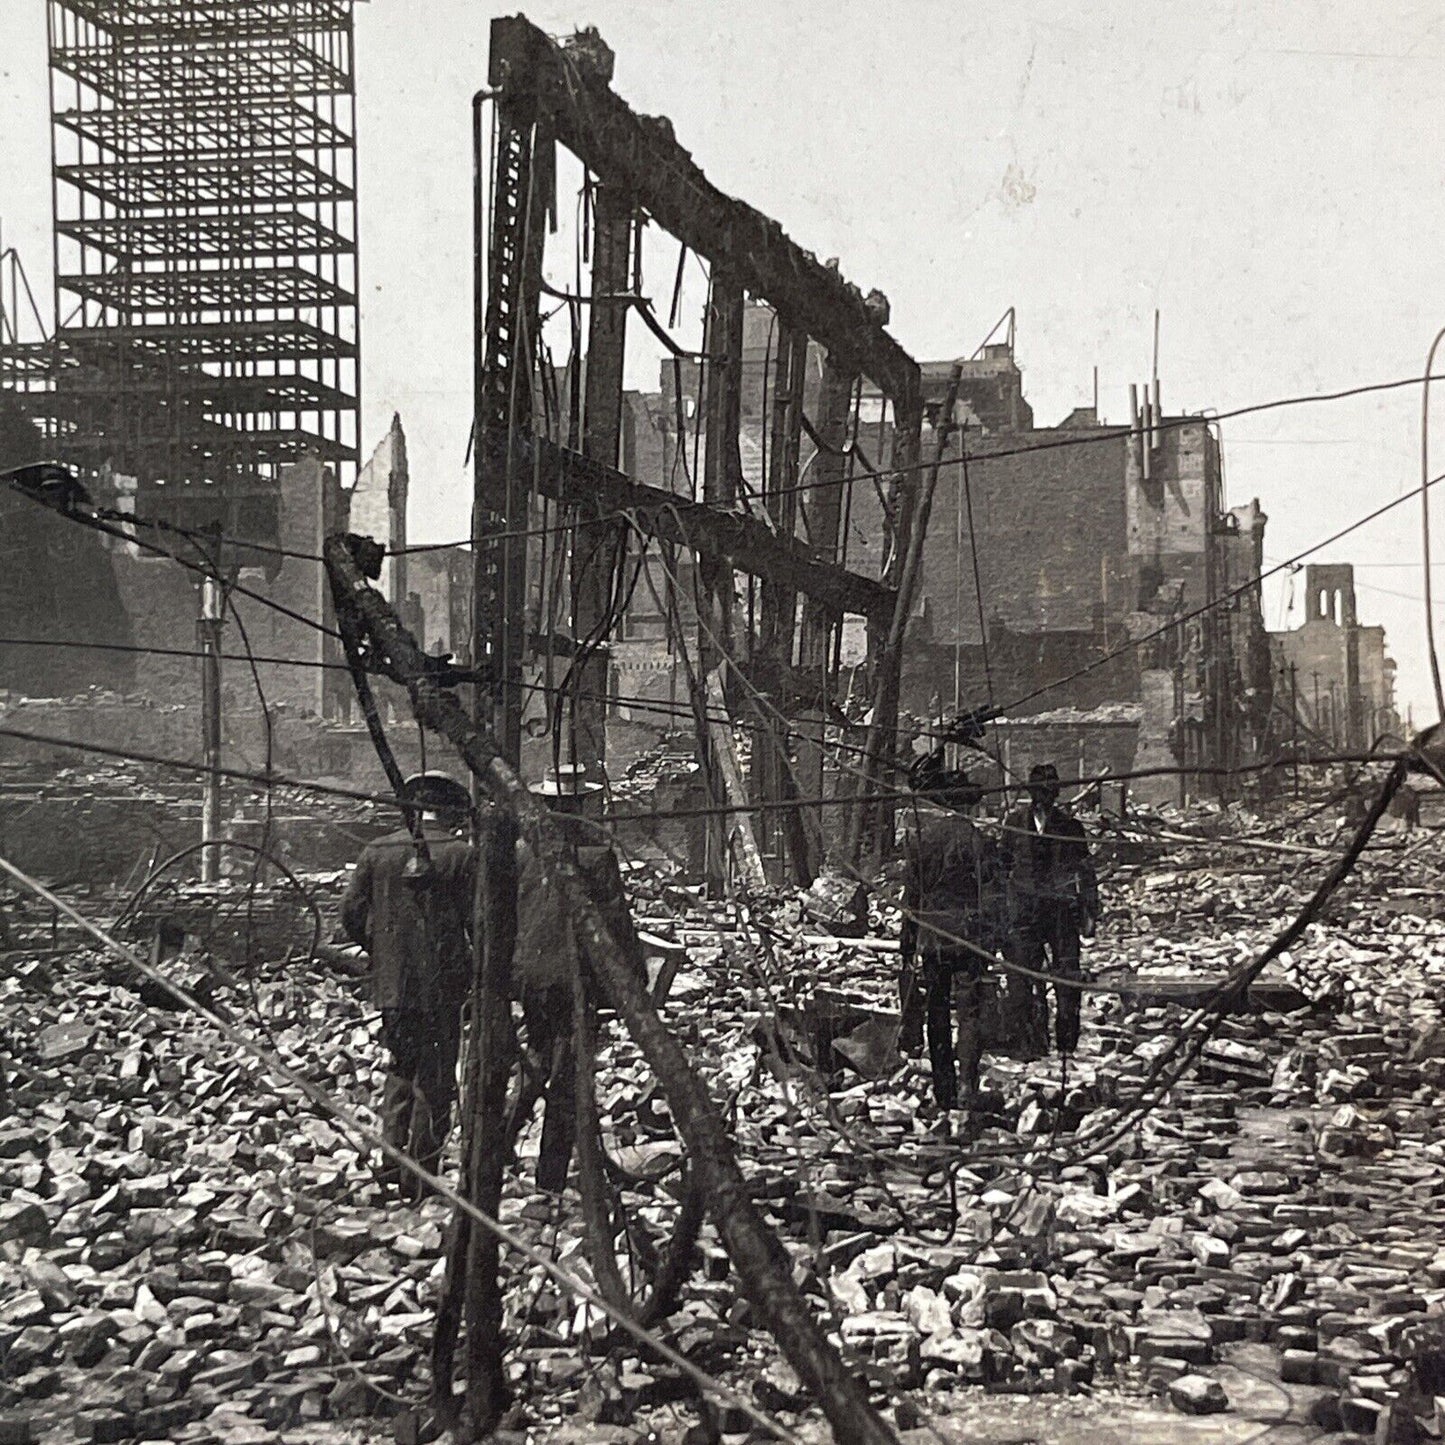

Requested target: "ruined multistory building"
[
  {"left": 611, "top": 311, "right": 1275, "bottom": 803},
  {"left": 1270, "top": 563, "right": 1400, "bottom": 750}
]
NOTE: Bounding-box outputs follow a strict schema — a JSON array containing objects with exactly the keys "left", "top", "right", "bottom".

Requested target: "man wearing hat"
[
  {"left": 1000, "top": 762, "right": 1099, "bottom": 1060},
  {"left": 508, "top": 763, "right": 643, "bottom": 1193},
  {"left": 899, "top": 750, "right": 1009, "bottom": 1110},
  {"left": 341, "top": 772, "right": 476, "bottom": 1198}
]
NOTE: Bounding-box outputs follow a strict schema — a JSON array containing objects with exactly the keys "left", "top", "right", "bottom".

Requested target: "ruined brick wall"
[
  {"left": 349, "top": 413, "right": 408, "bottom": 605},
  {"left": 409, "top": 547, "right": 471, "bottom": 658},
  {"left": 1271, "top": 564, "right": 1400, "bottom": 745},
  {"left": 1217, "top": 500, "right": 1274, "bottom": 752},
  {"left": 847, "top": 417, "right": 1135, "bottom": 719},
  {"left": 0, "top": 396, "right": 135, "bottom": 697},
  {"left": 1355, "top": 626, "right": 1399, "bottom": 738},
  {"left": 925, "top": 426, "right": 1131, "bottom": 647},
  {"left": 1126, "top": 418, "right": 1214, "bottom": 585},
  {"left": 985, "top": 718, "right": 1140, "bottom": 797},
  {"left": 1273, "top": 617, "right": 1357, "bottom": 744},
  {"left": 901, "top": 628, "right": 1141, "bottom": 721},
  {"left": 92, "top": 453, "right": 351, "bottom": 796}
]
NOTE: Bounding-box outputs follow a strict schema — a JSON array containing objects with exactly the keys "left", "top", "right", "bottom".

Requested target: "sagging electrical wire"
[{"left": 0, "top": 855, "right": 803, "bottom": 1445}]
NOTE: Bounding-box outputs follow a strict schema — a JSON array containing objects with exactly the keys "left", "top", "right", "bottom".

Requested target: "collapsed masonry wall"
[
  {"left": 901, "top": 626, "right": 1141, "bottom": 721},
  {"left": 0, "top": 780, "right": 391, "bottom": 884}
]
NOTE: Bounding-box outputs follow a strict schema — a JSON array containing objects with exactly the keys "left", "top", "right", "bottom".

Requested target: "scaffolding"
[{"left": 3, "top": 0, "right": 359, "bottom": 548}]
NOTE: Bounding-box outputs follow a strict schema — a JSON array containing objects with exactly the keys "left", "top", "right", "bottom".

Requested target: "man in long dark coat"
[
  {"left": 507, "top": 770, "right": 644, "bottom": 1193},
  {"left": 341, "top": 773, "right": 475, "bottom": 1198},
  {"left": 899, "top": 757, "right": 1008, "bottom": 1109},
  {"left": 1000, "top": 762, "right": 1099, "bottom": 1060}
]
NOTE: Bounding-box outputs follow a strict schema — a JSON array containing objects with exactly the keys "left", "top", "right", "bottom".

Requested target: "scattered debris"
[{"left": 0, "top": 802, "right": 1443, "bottom": 1442}]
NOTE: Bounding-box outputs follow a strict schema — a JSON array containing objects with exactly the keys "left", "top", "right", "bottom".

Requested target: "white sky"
[{"left": 3, "top": 1, "right": 1445, "bottom": 719}]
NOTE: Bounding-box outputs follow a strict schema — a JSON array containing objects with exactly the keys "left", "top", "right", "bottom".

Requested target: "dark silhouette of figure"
[
  {"left": 899, "top": 761, "right": 1008, "bottom": 1108},
  {"left": 341, "top": 773, "right": 475, "bottom": 1198},
  {"left": 1001, "top": 763, "right": 1098, "bottom": 1059}
]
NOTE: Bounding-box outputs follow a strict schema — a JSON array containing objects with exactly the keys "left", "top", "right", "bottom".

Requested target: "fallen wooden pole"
[{"left": 325, "top": 532, "right": 900, "bottom": 1445}]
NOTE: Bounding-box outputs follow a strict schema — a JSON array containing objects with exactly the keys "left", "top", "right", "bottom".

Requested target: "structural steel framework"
[
  {"left": 3, "top": 1, "right": 359, "bottom": 546},
  {"left": 476, "top": 17, "right": 927, "bottom": 882}
]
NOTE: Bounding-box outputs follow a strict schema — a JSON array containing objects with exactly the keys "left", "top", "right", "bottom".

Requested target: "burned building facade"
[
  {"left": 1271, "top": 563, "right": 1401, "bottom": 750},
  {"left": 609, "top": 313, "right": 1274, "bottom": 804}
]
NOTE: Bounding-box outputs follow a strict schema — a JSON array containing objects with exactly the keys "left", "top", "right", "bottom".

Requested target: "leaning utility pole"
[{"left": 198, "top": 574, "right": 224, "bottom": 883}]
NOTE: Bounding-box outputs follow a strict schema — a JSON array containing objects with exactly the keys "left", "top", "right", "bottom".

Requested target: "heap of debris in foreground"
[{"left": 2, "top": 805, "right": 1445, "bottom": 1445}]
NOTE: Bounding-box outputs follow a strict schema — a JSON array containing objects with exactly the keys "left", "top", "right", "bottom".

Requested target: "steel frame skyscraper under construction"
[{"left": 7, "top": 1, "right": 359, "bottom": 549}]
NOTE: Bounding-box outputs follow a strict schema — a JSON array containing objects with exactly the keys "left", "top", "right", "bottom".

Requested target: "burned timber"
[{"left": 0, "top": 8, "right": 1438, "bottom": 1445}]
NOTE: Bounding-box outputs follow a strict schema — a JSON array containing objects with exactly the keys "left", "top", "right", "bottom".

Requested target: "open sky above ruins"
[{"left": 3, "top": 1, "right": 1445, "bottom": 718}]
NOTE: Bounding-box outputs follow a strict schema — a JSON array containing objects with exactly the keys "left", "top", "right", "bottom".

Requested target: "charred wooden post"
[
  {"left": 754, "top": 324, "right": 812, "bottom": 883},
  {"left": 573, "top": 182, "right": 633, "bottom": 782},
  {"left": 462, "top": 811, "right": 519, "bottom": 1427},
  {"left": 427, "top": 816, "right": 519, "bottom": 1432},
  {"left": 849, "top": 369, "right": 952, "bottom": 865},
  {"left": 797, "top": 358, "right": 856, "bottom": 867},
  {"left": 325, "top": 532, "right": 901, "bottom": 1445},
  {"left": 474, "top": 89, "right": 549, "bottom": 766},
  {"left": 696, "top": 268, "right": 746, "bottom": 894}
]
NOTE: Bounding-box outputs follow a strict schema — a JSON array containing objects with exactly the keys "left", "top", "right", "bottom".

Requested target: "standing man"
[
  {"left": 510, "top": 765, "right": 642, "bottom": 1193},
  {"left": 899, "top": 753, "right": 1008, "bottom": 1110},
  {"left": 341, "top": 772, "right": 476, "bottom": 1200},
  {"left": 1001, "top": 763, "right": 1099, "bottom": 1060}
]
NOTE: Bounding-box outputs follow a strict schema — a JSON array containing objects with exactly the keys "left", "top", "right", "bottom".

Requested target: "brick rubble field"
[{"left": 2, "top": 799, "right": 1445, "bottom": 1445}]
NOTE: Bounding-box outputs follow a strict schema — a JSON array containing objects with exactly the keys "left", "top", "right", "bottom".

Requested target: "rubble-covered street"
[
  {"left": 4, "top": 4, "right": 1445, "bottom": 1443},
  {"left": 4, "top": 793, "right": 1443, "bottom": 1445}
]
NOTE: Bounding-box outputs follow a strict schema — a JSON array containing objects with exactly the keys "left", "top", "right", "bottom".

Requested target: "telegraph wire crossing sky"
[{"left": 1, "top": 0, "right": 1443, "bottom": 715}]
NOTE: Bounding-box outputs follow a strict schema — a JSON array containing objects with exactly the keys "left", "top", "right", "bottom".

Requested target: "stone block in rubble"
[
  {"left": 0, "top": 1293, "right": 48, "bottom": 1334},
  {"left": 801, "top": 871, "right": 869, "bottom": 937},
  {"left": 36, "top": 1022, "right": 93, "bottom": 1063},
  {"left": 1400, "top": 1314, "right": 1445, "bottom": 1394},
  {"left": 1275, "top": 1352, "right": 1326, "bottom": 1395},
  {"left": 18, "top": 1257, "right": 71, "bottom": 1313},
  {"left": 134, "top": 1400, "right": 205, "bottom": 1438},
  {"left": 0, "top": 1128, "right": 43, "bottom": 1162},
  {"left": 1168, "top": 1372, "right": 1228, "bottom": 1414},
  {"left": 921, "top": 1328, "right": 986, "bottom": 1376},
  {"left": 1229, "top": 1169, "right": 1293, "bottom": 1197},
  {"left": 982, "top": 1272, "right": 1057, "bottom": 1331},
  {"left": 0, "top": 1205, "right": 47, "bottom": 1248},
  {"left": 56, "top": 1313, "right": 120, "bottom": 1367},
  {"left": 838, "top": 1311, "right": 921, "bottom": 1388},
  {"left": 1143, "top": 1354, "right": 1193, "bottom": 1391},
  {"left": 1338, "top": 1395, "right": 1385, "bottom": 1436},
  {"left": 1207, "top": 1314, "right": 1251, "bottom": 1346},
  {"left": 1133, "top": 1313, "right": 1214, "bottom": 1367},
  {"left": 81, "top": 1410, "right": 136, "bottom": 1444},
  {"left": 1317, "top": 1339, "right": 1384, "bottom": 1389},
  {"left": 190, "top": 1350, "right": 260, "bottom": 1392},
  {"left": 2, "top": 1327, "right": 57, "bottom": 1374},
  {"left": 752, "top": 1359, "right": 807, "bottom": 1412},
  {"left": 1010, "top": 1318, "right": 1080, "bottom": 1367}
]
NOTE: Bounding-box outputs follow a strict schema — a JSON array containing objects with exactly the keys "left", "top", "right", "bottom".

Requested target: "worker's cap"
[
  {"left": 528, "top": 762, "right": 603, "bottom": 798},
  {"left": 400, "top": 772, "right": 473, "bottom": 815},
  {"left": 1028, "top": 762, "right": 1061, "bottom": 785},
  {"left": 908, "top": 749, "right": 982, "bottom": 807}
]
